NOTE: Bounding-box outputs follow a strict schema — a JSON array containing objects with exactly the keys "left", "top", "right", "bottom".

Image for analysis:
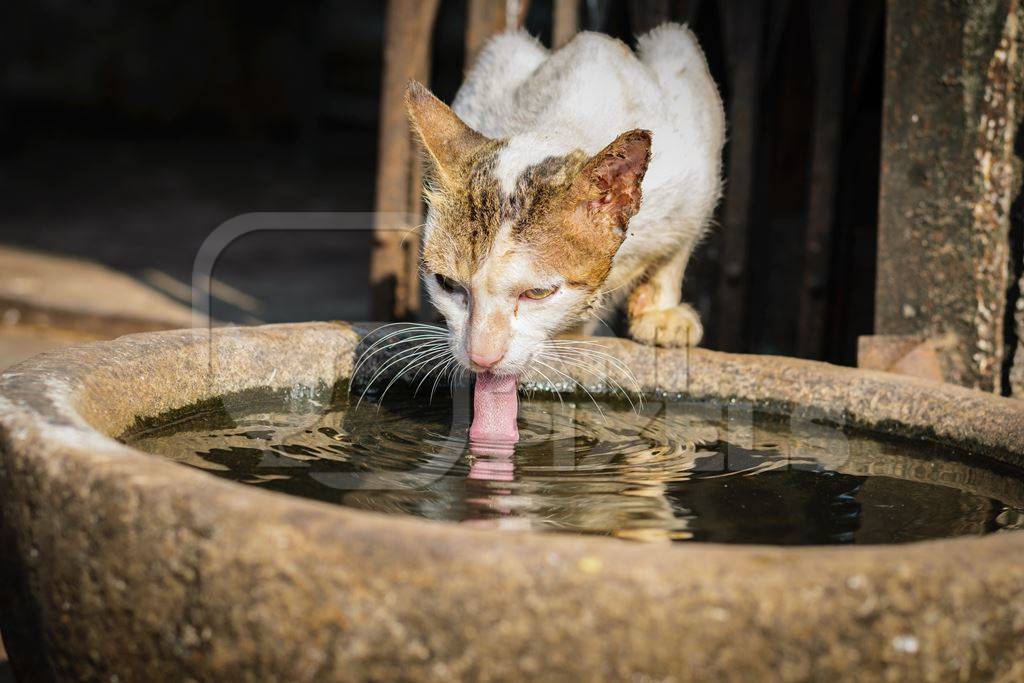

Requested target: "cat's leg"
[{"left": 626, "top": 246, "right": 702, "bottom": 347}]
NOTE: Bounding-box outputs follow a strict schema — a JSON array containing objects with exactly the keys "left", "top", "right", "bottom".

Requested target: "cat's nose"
[{"left": 469, "top": 349, "right": 505, "bottom": 369}]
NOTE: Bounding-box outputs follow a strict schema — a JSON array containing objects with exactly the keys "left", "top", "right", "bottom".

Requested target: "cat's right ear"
[{"left": 405, "top": 81, "right": 489, "bottom": 181}]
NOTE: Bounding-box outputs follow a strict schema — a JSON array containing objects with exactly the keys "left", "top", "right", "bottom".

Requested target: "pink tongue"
[{"left": 469, "top": 372, "right": 519, "bottom": 446}]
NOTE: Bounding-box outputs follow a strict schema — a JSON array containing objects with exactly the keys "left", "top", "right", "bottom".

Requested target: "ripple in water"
[{"left": 123, "top": 387, "right": 1024, "bottom": 545}]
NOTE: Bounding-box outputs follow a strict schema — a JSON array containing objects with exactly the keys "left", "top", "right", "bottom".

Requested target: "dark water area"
[{"left": 123, "top": 388, "right": 1024, "bottom": 545}]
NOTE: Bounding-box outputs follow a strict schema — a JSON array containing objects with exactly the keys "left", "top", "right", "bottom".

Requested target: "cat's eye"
[
  {"left": 435, "top": 273, "right": 464, "bottom": 294},
  {"left": 521, "top": 286, "right": 558, "bottom": 300}
]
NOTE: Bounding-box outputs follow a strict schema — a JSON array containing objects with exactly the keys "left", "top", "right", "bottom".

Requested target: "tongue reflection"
[{"left": 469, "top": 372, "right": 519, "bottom": 454}]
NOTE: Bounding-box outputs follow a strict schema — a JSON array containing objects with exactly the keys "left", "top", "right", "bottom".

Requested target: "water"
[{"left": 122, "top": 387, "right": 1024, "bottom": 545}]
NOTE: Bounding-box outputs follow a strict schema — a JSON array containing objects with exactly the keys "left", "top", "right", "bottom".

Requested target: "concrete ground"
[
  {"left": 2, "top": 135, "right": 376, "bottom": 326},
  {"left": 0, "top": 244, "right": 200, "bottom": 373},
  {"left": 0, "top": 324, "right": 98, "bottom": 370}
]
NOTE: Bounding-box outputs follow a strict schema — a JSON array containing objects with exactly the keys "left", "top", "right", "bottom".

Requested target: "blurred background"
[{"left": 0, "top": 0, "right": 886, "bottom": 369}]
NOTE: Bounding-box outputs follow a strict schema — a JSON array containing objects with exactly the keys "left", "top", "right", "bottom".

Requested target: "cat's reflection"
[
  {"left": 130, "top": 393, "right": 1024, "bottom": 544},
  {"left": 456, "top": 402, "right": 706, "bottom": 541},
  {"left": 461, "top": 451, "right": 690, "bottom": 541}
]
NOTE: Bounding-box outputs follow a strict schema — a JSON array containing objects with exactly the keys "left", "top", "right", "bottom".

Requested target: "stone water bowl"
[{"left": 1, "top": 322, "right": 1023, "bottom": 681}]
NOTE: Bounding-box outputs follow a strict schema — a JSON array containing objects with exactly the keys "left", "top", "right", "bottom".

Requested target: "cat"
[{"left": 407, "top": 23, "right": 724, "bottom": 383}]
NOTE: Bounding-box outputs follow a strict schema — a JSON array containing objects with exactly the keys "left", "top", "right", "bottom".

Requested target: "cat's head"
[{"left": 406, "top": 81, "right": 651, "bottom": 377}]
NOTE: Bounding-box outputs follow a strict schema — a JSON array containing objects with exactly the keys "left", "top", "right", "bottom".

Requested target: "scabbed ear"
[
  {"left": 405, "top": 80, "right": 490, "bottom": 181},
  {"left": 576, "top": 129, "right": 652, "bottom": 234}
]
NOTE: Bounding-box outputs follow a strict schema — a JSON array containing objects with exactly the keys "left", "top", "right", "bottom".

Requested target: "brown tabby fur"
[{"left": 406, "top": 81, "right": 651, "bottom": 292}]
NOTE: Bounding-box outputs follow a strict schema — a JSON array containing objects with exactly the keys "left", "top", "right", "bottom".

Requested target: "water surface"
[{"left": 123, "top": 388, "right": 1024, "bottom": 544}]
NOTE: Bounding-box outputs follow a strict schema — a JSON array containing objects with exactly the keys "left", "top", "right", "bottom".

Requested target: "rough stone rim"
[
  {"left": 3, "top": 322, "right": 1024, "bottom": 680},
  {"left": 2, "top": 320, "right": 1022, "bottom": 559}
]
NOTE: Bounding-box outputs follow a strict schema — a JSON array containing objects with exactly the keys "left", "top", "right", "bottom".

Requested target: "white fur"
[
  {"left": 424, "top": 222, "right": 589, "bottom": 376},
  {"left": 453, "top": 24, "right": 725, "bottom": 295},
  {"left": 426, "top": 24, "right": 724, "bottom": 374}
]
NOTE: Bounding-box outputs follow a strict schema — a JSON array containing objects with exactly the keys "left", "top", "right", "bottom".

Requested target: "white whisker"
[
  {"left": 358, "top": 344, "right": 445, "bottom": 405},
  {"left": 531, "top": 357, "right": 606, "bottom": 423},
  {"left": 376, "top": 346, "right": 453, "bottom": 409},
  {"left": 547, "top": 352, "right": 640, "bottom": 413},
  {"left": 545, "top": 348, "right": 642, "bottom": 400},
  {"left": 414, "top": 348, "right": 455, "bottom": 395},
  {"left": 546, "top": 341, "right": 643, "bottom": 394},
  {"left": 353, "top": 325, "right": 448, "bottom": 378},
  {"left": 356, "top": 340, "right": 448, "bottom": 410},
  {"left": 540, "top": 341, "right": 644, "bottom": 411},
  {"left": 430, "top": 356, "right": 460, "bottom": 402},
  {"left": 527, "top": 361, "right": 565, "bottom": 411}
]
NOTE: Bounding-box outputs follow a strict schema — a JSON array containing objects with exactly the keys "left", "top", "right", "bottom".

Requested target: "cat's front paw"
[{"left": 628, "top": 304, "right": 703, "bottom": 347}]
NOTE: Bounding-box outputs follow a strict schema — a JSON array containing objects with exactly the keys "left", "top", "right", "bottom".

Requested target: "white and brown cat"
[{"left": 405, "top": 23, "right": 725, "bottom": 441}]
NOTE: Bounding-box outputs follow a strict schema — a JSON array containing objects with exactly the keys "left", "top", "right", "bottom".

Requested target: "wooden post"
[
  {"left": 552, "top": 0, "right": 580, "bottom": 49},
  {"left": 372, "top": 0, "right": 440, "bottom": 321},
  {"left": 716, "top": 0, "right": 765, "bottom": 352},
  {"left": 869, "top": 0, "right": 1023, "bottom": 392},
  {"left": 466, "top": 0, "right": 531, "bottom": 68}
]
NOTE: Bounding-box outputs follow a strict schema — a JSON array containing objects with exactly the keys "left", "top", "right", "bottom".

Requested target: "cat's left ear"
[{"left": 576, "top": 129, "right": 652, "bottom": 234}]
